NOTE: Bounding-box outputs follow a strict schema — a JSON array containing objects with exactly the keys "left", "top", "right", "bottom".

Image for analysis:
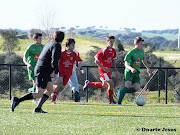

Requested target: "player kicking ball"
[
  {"left": 51, "top": 38, "right": 83, "bottom": 103},
  {"left": 83, "top": 35, "right": 118, "bottom": 104},
  {"left": 116, "top": 37, "right": 151, "bottom": 106}
]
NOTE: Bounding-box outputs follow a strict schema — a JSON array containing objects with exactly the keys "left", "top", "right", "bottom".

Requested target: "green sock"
[
  {"left": 127, "top": 87, "right": 136, "bottom": 93},
  {"left": 30, "top": 85, "right": 36, "bottom": 92},
  {"left": 118, "top": 87, "right": 128, "bottom": 104},
  {"left": 74, "top": 91, "right": 80, "bottom": 102}
]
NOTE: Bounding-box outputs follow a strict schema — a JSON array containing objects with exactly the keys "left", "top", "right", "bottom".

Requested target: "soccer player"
[
  {"left": 53, "top": 62, "right": 85, "bottom": 103},
  {"left": 116, "top": 37, "right": 151, "bottom": 106},
  {"left": 51, "top": 38, "right": 83, "bottom": 103},
  {"left": 11, "top": 31, "right": 65, "bottom": 113},
  {"left": 83, "top": 35, "right": 118, "bottom": 104},
  {"left": 23, "top": 33, "right": 44, "bottom": 103}
]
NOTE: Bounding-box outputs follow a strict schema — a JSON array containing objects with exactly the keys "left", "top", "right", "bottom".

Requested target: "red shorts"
[
  {"left": 99, "top": 69, "right": 111, "bottom": 81},
  {"left": 59, "top": 71, "right": 71, "bottom": 86}
]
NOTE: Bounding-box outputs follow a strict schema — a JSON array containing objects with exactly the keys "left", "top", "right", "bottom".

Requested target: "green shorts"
[
  {"left": 124, "top": 70, "right": 140, "bottom": 84},
  {"left": 27, "top": 68, "right": 35, "bottom": 80}
]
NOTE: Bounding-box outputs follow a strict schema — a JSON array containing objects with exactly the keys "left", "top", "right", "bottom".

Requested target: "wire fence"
[{"left": 0, "top": 63, "right": 180, "bottom": 104}]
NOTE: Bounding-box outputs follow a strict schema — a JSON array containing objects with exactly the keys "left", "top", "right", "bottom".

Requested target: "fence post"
[
  {"left": 165, "top": 69, "right": 168, "bottom": 104},
  {"left": 86, "top": 67, "right": 89, "bottom": 102},
  {"left": 158, "top": 58, "right": 161, "bottom": 103},
  {"left": 9, "top": 65, "right": 12, "bottom": 100}
]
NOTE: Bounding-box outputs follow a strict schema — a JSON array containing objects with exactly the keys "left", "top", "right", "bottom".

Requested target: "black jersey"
[{"left": 36, "top": 41, "right": 61, "bottom": 74}]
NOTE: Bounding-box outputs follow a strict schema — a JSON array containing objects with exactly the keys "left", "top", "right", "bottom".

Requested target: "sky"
[{"left": 0, "top": 0, "right": 180, "bottom": 31}]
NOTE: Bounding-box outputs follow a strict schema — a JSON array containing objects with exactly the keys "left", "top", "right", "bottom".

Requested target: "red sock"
[
  {"left": 107, "top": 89, "right": 114, "bottom": 102},
  {"left": 52, "top": 92, "right": 58, "bottom": 101},
  {"left": 88, "top": 82, "right": 102, "bottom": 88}
]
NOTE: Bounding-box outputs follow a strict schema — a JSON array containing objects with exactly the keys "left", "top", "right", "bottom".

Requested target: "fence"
[{"left": 0, "top": 63, "right": 180, "bottom": 104}]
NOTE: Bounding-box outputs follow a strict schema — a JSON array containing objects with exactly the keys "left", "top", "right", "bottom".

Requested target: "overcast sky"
[{"left": 0, "top": 0, "right": 180, "bottom": 31}]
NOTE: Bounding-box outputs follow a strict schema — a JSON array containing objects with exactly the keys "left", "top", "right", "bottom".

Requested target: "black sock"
[
  {"left": 18, "top": 93, "right": 34, "bottom": 102},
  {"left": 74, "top": 91, "right": 80, "bottom": 102},
  {"left": 36, "top": 94, "right": 49, "bottom": 109}
]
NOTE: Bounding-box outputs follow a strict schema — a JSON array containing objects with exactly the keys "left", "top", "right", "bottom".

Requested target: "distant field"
[{"left": 0, "top": 100, "right": 179, "bottom": 135}]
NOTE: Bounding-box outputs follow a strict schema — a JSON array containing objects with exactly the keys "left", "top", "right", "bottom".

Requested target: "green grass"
[{"left": 0, "top": 100, "right": 179, "bottom": 135}]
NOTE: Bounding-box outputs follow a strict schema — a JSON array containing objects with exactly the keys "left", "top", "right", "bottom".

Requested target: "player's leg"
[
  {"left": 51, "top": 77, "right": 64, "bottom": 103},
  {"left": 117, "top": 71, "right": 132, "bottom": 105},
  {"left": 68, "top": 72, "right": 82, "bottom": 102},
  {"left": 33, "top": 69, "right": 52, "bottom": 113}
]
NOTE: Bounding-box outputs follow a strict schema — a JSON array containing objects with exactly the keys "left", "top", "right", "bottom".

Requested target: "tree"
[
  {"left": 0, "top": 30, "right": 19, "bottom": 55},
  {"left": 114, "top": 39, "right": 124, "bottom": 51},
  {"left": 41, "top": 9, "right": 56, "bottom": 41}
]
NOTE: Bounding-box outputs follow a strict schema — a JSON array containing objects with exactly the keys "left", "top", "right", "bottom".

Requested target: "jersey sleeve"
[
  {"left": 124, "top": 51, "right": 132, "bottom": 63},
  {"left": 94, "top": 50, "right": 103, "bottom": 62},
  {"left": 75, "top": 52, "right": 82, "bottom": 61},
  {"left": 24, "top": 45, "right": 31, "bottom": 58}
]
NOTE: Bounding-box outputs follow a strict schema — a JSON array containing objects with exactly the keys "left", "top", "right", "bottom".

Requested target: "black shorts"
[{"left": 34, "top": 66, "right": 52, "bottom": 89}]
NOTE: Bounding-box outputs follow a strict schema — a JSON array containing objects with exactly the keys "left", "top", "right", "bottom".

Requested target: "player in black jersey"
[{"left": 11, "top": 31, "right": 65, "bottom": 113}]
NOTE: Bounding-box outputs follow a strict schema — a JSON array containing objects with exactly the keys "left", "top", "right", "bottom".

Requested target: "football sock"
[
  {"left": 88, "top": 82, "right": 102, "bottom": 88},
  {"left": 36, "top": 94, "right": 49, "bottom": 109},
  {"left": 127, "top": 87, "right": 136, "bottom": 93},
  {"left": 74, "top": 91, "right": 80, "bottom": 102},
  {"left": 107, "top": 89, "right": 114, "bottom": 102},
  {"left": 18, "top": 93, "right": 34, "bottom": 102},
  {"left": 118, "top": 87, "right": 128, "bottom": 103},
  {"left": 52, "top": 92, "right": 58, "bottom": 101}
]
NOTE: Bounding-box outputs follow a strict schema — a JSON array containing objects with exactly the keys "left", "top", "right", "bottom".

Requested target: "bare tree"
[{"left": 41, "top": 9, "right": 56, "bottom": 41}]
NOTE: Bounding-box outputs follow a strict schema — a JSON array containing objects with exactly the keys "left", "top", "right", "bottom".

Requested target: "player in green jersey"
[
  {"left": 23, "top": 33, "right": 44, "bottom": 102},
  {"left": 116, "top": 37, "right": 151, "bottom": 106}
]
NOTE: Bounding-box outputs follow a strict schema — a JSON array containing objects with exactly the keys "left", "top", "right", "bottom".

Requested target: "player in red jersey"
[
  {"left": 51, "top": 38, "right": 83, "bottom": 103},
  {"left": 83, "top": 35, "right": 118, "bottom": 104}
]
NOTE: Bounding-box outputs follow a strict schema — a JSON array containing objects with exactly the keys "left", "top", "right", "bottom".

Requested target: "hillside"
[{"left": 0, "top": 34, "right": 180, "bottom": 67}]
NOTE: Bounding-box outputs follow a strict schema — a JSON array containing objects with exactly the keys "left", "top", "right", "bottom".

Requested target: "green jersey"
[
  {"left": 24, "top": 43, "right": 44, "bottom": 67},
  {"left": 124, "top": 48, "right": 144, "bottom": 72}
]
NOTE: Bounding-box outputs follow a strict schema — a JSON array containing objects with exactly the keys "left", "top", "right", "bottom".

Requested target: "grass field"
[{"left": 0, "top": 100, "right": 179, "bottom": 135}]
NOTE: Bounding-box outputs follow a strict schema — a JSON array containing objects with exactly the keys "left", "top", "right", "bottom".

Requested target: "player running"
[
  {"left": 51, "top": 38, "right": 83, "bottom": 103},
  {"left": 116, "top": 37, "right": 151, "bottom": 106},
  {"left": 83, "top": 35, "right": 118, "bottom": 104}
]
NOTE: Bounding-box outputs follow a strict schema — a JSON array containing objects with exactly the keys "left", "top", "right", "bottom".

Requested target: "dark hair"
[
  {"left": 106, "top": 35, "right": 115, "bottom": 41},
  {"left": 65, "top": 38, "right": 75, "bottom": 47},
  {"left": 134, "top": 37, "right": 144, "bottom": 44},
  {"left": 53, "top": 31, "right": 65, "bottom": 43},
  {"left": 33, "top": 33, "right": 42, "bottom": 39}
]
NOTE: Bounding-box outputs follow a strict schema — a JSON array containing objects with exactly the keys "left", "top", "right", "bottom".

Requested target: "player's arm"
[
  {"left": 52, "top": 43, "right": 61, "bottom": 74},
  {"left": 124, "top": 61, "right": 137, "bottom": 73},
  {"left": 95, "top": 59, "right": 110, "bottom": 72},
  {"left": 112, "top": 59, "right": 118, "bottom": 72},
  {"left": 76, "top": 61, "right": 83, "bottom": 76},
  {"left": 23, "top": 56, "right": 32, "bottom": 69},
  {"left": 142, "top": 59, "right": 151, "bottom": 76}
]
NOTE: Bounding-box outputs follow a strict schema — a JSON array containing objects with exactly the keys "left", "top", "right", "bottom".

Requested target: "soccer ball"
[{"left": 136, "top": 96, "right": 146, "bottom": 106}]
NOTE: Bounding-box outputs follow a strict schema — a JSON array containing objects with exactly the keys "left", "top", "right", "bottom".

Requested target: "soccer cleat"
[
  {"left": 33, "top": 108, "right": 47, "bottom": 113},
  {"left": 76, "top": 100, "right": 85, "bottom": 103},
  {"left": 116, "top": 103, "right": 122, "bottom": 106},
  {"left": 109, "top": 100, "right": 116, "bottom": 104},
  {"left": 51, "top": 101, "right": 56, "bottom": 104},
  {"left": 83, "top": 80, "right": 89, "bottom": 91},
  {"left": 11, "top": 96, "right": 20, "bottom": 112},
  {"left": 117, "top": 89, "right": 121, "bottom": 101}
]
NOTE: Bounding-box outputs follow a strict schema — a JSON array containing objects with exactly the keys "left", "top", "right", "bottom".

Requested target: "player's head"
[
  {"left": 106, "top": 35, "right": 115, "bottom": 49},
  {"left": 53, "top": 31, "right": 65, "bottom": 43},
  {"left": 134, "top": 37, "right": 144, "bottom": 50},
  {"left": 33, "top": 33, "right": 42, "bottom": 45},
  {"left": 66, "top": 38, "right": 75, "bottom": 51}
]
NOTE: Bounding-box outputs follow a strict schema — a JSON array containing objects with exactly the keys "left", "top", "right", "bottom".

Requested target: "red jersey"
[
  {"left": 95, "top": 46, "right": 117, "bottom": 71},
  {"left": 58, "top": 49, "right": 82, "bottom": 76}
]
